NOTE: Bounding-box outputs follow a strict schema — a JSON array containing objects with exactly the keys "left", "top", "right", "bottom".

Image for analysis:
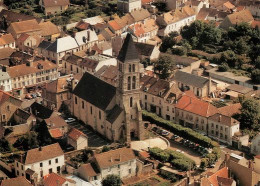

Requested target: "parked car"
[
  {"left": 208, "top": 164, "right": 215, "bottom": 168},
  {"left": 25, "top": 94, "right": 32, "bottom": 99},
  {"left": 161, "top": 130, "right": 170, "bottom": 136},
  {"left": 65, "top": 118, "right": 76, "bottom": 123},
  {"left": 31, "top": 93, "right": 37, "bottom": 98}
]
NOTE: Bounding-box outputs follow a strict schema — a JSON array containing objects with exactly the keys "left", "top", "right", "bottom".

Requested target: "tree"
[
  {"left": 154, "top": 55, "right": 175, "bottom": 79},
  {"left": 0, "top": 138, "right": 11, "bottom": 152},
  {"left": 14, "top": 132, "right": 39, "bottom": 151},
  {"left": 219, "top": 50, "right": 238, "bottom": 68},
  {"left": 239, "top": 98, "right": 260, "bottom": 129},
  {"left": 160, "top": 35, "right": 176, "bottom": 52},
  {"left": 102, "top": 174, "right": 121, "bottom": 186},
  {"left": 251, "top": 69, "right": 260, "bottom": 84},
  {"left": 218, "top": 63, "right": 229, "bottom": 72},
  {"left": 200, "top": 158, "right": 208, "bottom": 169},
  {"left": 152, "top": 0, "right": 166, "bottom": 12}
]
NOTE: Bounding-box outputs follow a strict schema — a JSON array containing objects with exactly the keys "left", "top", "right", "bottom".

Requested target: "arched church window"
[
  {"left": 130, "top": 97, "right": 133, "bottom": 107},
  {"left": 132, "top": 76, "right": 136, "bottom": 89},
  {"left": 129, "top": 64, "right": 132, "bottom": 72},
  {"left": 132, "top": 64, "right": 135, "bottom": 72},
  {"left": 128, "top": 76, "right": 131, "bottom": 90}
]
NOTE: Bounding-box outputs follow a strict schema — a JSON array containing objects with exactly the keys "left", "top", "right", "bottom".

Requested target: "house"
[
  {"left": 197, "top": 7, "right": 231, "bottom": 22},
  {"left": 91, "top": 42, "right": 113, "bottom": 56},
  {"left": 7, "top": 19, "right": 42, "bottom": 39},
  {"left": 39, "top": 21, "right": 61, "bottom": 41},
  {"left": 128, "top": 18, "right": 158, "bottom": 43},
  {"left": 0, "top": 34, "right": 15, "bottom": 49},
  {"left": 67, "top": 128, "right": 88, "bottom": 150},
  {"left": 117, "top": 0, "right": 142, "bottom": 13},
  {"left": 42, "top": 75, "right": 75, "bottom": 111},
  {"left": 216, "top": 1, "right": 236, "bottom": 13},
  {"left": 175, "top": 94, "right": 218, "bottom": 132},
  {"left": 224, "top": 153, "right": 260, "bottom": 186},
  {"left": 220, "top": 9, "right": 254, "bottom": 29},
  {"left": 251, "top": 133, "right": 260, "bottom": 155},
  {"left": 134, "top": 42, "right": 160, "bottom": 60},
  {"left": 62, "top": 54, "right": 117, "bottom": 75},
  {"left": 0, "top": 47, "right": 15, "bottom": 66},
  {"left": 199, "top": 167, "right": 236, "bottom": 186},
  {"left": 130, "top": 8, "right": 151, "bottom": 23},
  {"left": 13, "top": 108, "right": 36, "bottom": 126},
  {"left": 30, "top": 102, "right": 54, "bottom": 121},
  {"left": 225, "top": 84, "right": 255, "bottom": 99},
  {"left": 140, "top": 75, "right": 183, "bottom": 121},
  {"left": 14, "top": 143, "right": 65, "bottom": 181},
  {"left": 7, "top": 59, "right": 59, "bottom": 96},
  {"left": 39, "top": 0, "right": 70, "bottom": 15},
  {"left": 0, "top": 66, "right": 12, "bottom": 91},
  {"left": 0, "top": 90, "right": 22, "bottom": 125},
  {"left": 208, "top": 113, "right": 240, "bottom": 145},
  {"left": 78, "top": 147, "right": 136, "bottom": 182},
  {"left": 43, "top": 173, "right": 76, "bottom": 186},
  {"left": 0, "top": 10, "right": 43, "bottom": 30},
  {"left": 66, "top": 175, "right": 97, "bottom": 186},
  {"left": 1, "top": 177, "right": 32, "bottom": 186},
  {"left": 218, "top": 103, "right": 241, "bottom": 117},
  {"left": 95, "top": 65, "right": 118, "bottom": 86},
  {"left": 16, "top": 34, "right": 42, "bottom": 53},
  {"left": 166, "top": 0, "right": 187, "bottom": 11},
  {"left": 44, "top": 115, "right": 68, "bottom": 139},
  {"left": 174, "top": 71, "right": 217, "bottom": 98},
  {"left": 72, "top": 33, "right": 144, "bottom": 142},
  {"left": 156, "top": 6, "right": 196, "bottom": 36}
]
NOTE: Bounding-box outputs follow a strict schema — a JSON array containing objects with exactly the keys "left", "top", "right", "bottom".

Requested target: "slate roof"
[
  {"left": 25, "top": 143, "right": 64, "bottom": 164},
  {"left": 106, "top": 104, "right": 123, "bottom": 124},
  {"left": 38, "top": 40, "right": 52, "bottom": 49},
  {"left": 117, "top": 33, "right": 139, "bottom": 63},
  {"left": 73, "top": 72, "right": 116, "bottom": 111},
  {"left": 94, "top": 147, "right": 136, "bottom": 169},
  {"left": 174, "top": 71, "right": 209, "bottom": 88},
  {"left": 30, "top": 102, "right": 53, "bottom": 119}
]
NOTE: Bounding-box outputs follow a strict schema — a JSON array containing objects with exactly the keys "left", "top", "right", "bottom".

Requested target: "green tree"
[
  {"left": 102, "top": 174, "right": 121, "bottom": 186},
  {"left": 160, "top": 34, "right": 177, "bottom": 52},
  {"left": 251, "top": 69, "right": 260, "bottom": 84},
  {"left": 154, "top": 55, "right": 175, "bottom": 79},
  {"left": 218, "top": 63, "right": 229, "bottom": 72},
  {"left": 0, "top": 138, "right": 11, "bottom": 152},
  {"left": 200, "top": 158, "right": 208, "bottom": 169},
  {"left": 239, "top": 98, "right": 260, "bottom": 129},
  {"left": 220, "top": 50, "right": 238, "bottom": 68}
]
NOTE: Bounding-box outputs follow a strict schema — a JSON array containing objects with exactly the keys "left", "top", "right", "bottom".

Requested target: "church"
[{"left": 72, "top": 34, "right": 144, "bottom": 142}]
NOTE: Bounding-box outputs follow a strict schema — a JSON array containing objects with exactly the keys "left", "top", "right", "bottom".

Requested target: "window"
[
  {"left": 132, "top": 64, "right": 135, "bottom": 72},
  {"left": 55, "top": 158, "right": 58, "bottom": 163},
  {"left": 40, "top": 171, "right": 43, "bottom": 177},
  {"left": 118, "top": 165, "right": 120, "bottom": 169},
  {"left": 132, "top": 76, "right": 136, "bottom": 89},
  {"left": 145, "top": 95, "right": 147, "bottom": 100},
  {"left": 90, "top": 106, "right": 93, "bottom": 115},
  {"left": 40, "top": 162, "right": 43, "bottom": 167},
  {"left": 49, "top": 160, "right": 51, "bottom": 165},
  {"left": 129, "top": 169, "right": 132, "bottom": 174},
  {"left": 127, "top": 76, "right": 131, "bottom": 90},
  {"left": 17, "top": 171, "right": 19, "bottom": 176},
  {"left": 82, "top": 101, "right": 84, "bottom": 109},
  {"left": 130, "top": 97, "right": 133, "bottom": 107},
  {"left": 57, "top": 166, "right": 60, "bottom": 173},
  {"left": 172, "top": 108, "right": 174, "bottom": 113},
  {"left": 49, "top": 168, "right": 52, "bottom": 174},
  {"left": 99, "top": 111, "right": 101, "bottom": 119},
  {"left": 16, "top": 162, "right": 18, "bottom": 167},
  {"left": 129, "top": 64, "right": 132, "bottom": 72},
  {"left": 152, "top": 97, "right": 154, "bottom": 102},
  {"left": 21, "top": 165, "right": 24, "bottom": 170},
  {"left": 216, "top": 125, "right": 218, "bottom": 129},
  {"left": 75, "top": 97, "right": 77, "bottom": 104},
  {"left": 167, "top": 106, "right": 169, "bottom": 111}
]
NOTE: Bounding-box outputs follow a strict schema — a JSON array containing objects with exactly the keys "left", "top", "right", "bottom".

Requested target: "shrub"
[
  {"left": 143, "top": 111, "right": 218, "bottom": 148},
  {"left": 200, "top": 158, "right": 209, "bottom": 169},
  {"left": 159, "top": 170, "right": 177, "bottom": 182}
]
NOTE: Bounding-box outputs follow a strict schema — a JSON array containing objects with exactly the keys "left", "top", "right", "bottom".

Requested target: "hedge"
[
  {"left": 142, "top": 110, "right": 219, "bottom": 148},
  {"left": 149, "top": 147, "right": 196, "bottom": 171}
]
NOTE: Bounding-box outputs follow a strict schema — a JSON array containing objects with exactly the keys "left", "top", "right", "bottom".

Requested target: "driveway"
[
  {"left": 131, "top": 137, "right": 168, "bottom": 151},
  {"left": 68, "top": 121, "right": 110, "bottom": 147}
]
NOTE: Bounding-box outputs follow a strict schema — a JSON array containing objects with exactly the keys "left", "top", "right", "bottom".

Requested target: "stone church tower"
[{"left": 116, "top": 33, "right": 144, "bottom": 143}]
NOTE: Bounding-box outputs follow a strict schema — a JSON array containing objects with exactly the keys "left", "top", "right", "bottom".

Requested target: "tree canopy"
[{"left": 102, "top": 174, "right": 121, "bottom": 186}]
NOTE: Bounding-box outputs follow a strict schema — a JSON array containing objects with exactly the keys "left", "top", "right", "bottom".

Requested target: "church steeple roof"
[{"left": 117, "top": 33, "right": 139, "bottom": 63}]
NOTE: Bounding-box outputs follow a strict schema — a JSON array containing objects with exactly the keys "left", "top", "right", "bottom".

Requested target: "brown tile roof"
[
  {"left": 130, "top": 19, "right": 158, "bottom": 37},
  {"left": 226, "top": 9, "right": 254, "bottom": 25},
  {"left": 25, "top": 143, "right": 64, "bottom": 164},
  {"left": 1, "top": 177, "right": 32, "bottom": 186},
  {"left": 130, "top": 9, "right": 151, "bottom": 22},
  {"left": 76, "top": 20, "right": 90, "bottom": 30},
  {"left": 142, "top": 0, "right": 153, "bottom": 4},
  {"left": 0, "top": 34, "right": 15, "bottom": 46},
  {"left": 0, "top": 10, "right": 42, "bottom": 24},
  {"left": 226, "top": 84, "right": 253, "bottom": 94},
  {"left": 39, "top": 21, "right": 60, "bottom": 37},
  {"left": 17, "top": 33, "right": 30, "bottom": 43},
  {"left": 0, "top": 47, "right": 15, "bottom": 60},
  {"left": 207, "top": 167, "right": 230, "bottom": 186},
  {"left": 8, "top": 60, "right": 57, "bottom": 78},
  {"left": 101, "top": 65, "right": 118, "bottom": 81},
  {"left": 0, "top": 89, "right": 17, "bottom": 106},
  {"left": 45, "top": 76, "right": 68, "bottom": 93},
  {"left": 43, "top": 0, "right": 70, "bottom": 7},
  {"left": 176, "top": 95, "right": 218, "bottom": 117},
  {"left": 80, "top": 163, "right": 98, "bottom": 177},
  {"left": 139, "top": 151, "right": 150, "bottom": 158},
  {"left": 218, "top": 103, "right": 241, "bottom": 117},
  {"left": 236, "top": 6, "right": 245, "bottom": 11},
  {"left": 95, "top": 147, "right": 135, "bottom": 169},
  {"left": 208, "top": 113, "right": 239, "bottom": 126},
  {"left": 9, "top": 19, "right": 41, "bottom": 34},
  {"left": 68, "top": 128, "right": 87, "bottom": 141},
  {"left": 222, "top": 1, "right": 236, "bottom": 9},
  {"left": 43, "top": 173, "right": 75, "bottom": 186},
  {"left": 44, "top": 115, "right": 68, "bottom": 129}
]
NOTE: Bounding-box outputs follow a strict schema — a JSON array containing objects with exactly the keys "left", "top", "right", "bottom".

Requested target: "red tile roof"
[
  {"left": 108, "top": 20, "right": 121, "bottom": 31},
  {"left": 218, "top": 103, "right": 241, "bottom": 117},
  {"left": 176, "top": 95, "right": 218, "bottom": 117},
  {"left": 68, "top": 128, "right": 87, "bottom": 141},
  {"left": 252, "top": 20, "right": 260, "bottom": 28},
  {"left": 207, "top": 167, "right": 229, "bottom": 186},
  {"left": 139, "top": 151, "right": 150, "bottom": 158},
  {"left": 142, "top": 0, "right": 153, "bottom": 4},
  {"left": 49, "top": 128, "right": 63, "bottom": 138},
  {"left": 43, "top": 173, "right": 74, "bottom": 186}
]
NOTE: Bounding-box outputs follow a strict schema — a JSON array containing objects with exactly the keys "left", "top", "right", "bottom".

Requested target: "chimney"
[{"left": 219, "top": 114, "right": 222, "bottom": 122}]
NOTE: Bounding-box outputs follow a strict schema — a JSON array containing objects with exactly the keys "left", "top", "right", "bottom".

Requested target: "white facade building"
[{"left": 0, "top": 67, "right": 12, "bottom": 92}]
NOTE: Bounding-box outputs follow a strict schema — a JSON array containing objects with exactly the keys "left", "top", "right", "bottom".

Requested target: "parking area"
[{"left": 68, "top": 120, "right": 110, "bottom": 147}]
